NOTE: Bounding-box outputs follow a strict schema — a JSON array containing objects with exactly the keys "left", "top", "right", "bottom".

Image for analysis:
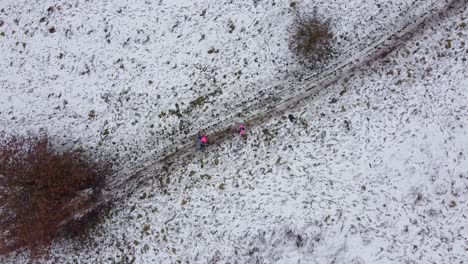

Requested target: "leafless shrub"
[{"left": 289, "top": 12, "right": 334, "bottom": 67}]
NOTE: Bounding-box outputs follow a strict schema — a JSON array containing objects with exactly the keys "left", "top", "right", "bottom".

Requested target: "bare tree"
[{"left": 0, "top": 133, "right": 108, "bottom": 260}]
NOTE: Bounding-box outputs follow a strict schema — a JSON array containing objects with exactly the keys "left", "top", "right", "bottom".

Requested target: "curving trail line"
[{"left": 99, "top": 0, "right": 467, "bottom": 207}]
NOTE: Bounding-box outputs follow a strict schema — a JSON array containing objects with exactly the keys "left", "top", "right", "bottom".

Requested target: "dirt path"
[{"left": 101, "top": 0, "right": 467, "bottom": 206}]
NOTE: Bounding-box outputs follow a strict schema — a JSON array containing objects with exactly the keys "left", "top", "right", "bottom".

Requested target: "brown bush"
[
  {"left": 289, "top": 13, "right": 334, "bottom": 66},
  {"left": 0, "top": 133, "right": 107, "bottom": 260}
]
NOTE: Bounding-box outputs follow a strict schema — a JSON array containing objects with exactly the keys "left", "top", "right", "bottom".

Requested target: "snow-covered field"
[
  {"left": 1, "top": 0, "right": 467, "bottom": 263},
  {"left": 0, "top": 0, "right": 453, "bottom": 171}
]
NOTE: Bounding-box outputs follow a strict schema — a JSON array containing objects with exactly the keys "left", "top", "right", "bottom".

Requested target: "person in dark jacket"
[{"left": 196, "top": 136, "right": 203, "bottom": 151}]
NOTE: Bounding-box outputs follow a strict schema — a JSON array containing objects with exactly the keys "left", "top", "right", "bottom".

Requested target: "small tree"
[
  {"left": 0, "top": 133, "right": 107, "bottom": 260},
  {"left": 289, "top": 12, "right": 334, "bottom": 67}
]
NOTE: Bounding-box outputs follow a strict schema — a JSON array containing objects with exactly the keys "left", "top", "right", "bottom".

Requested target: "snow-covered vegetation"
[{"left": 1, "top": 0, "right": 467, "bottom": 263}]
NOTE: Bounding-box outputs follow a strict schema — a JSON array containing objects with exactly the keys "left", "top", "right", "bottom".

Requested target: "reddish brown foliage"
[{"left": 0, "top": 134, "right": 106, "bottom": 259}]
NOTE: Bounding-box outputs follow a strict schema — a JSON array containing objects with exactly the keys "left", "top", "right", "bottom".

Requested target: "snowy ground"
[
  {"left": 0, "top": 0, "right": 451, "bottom": 171},
  {"left": 1, "top": 0, "right": 468, "bottom": 263}
]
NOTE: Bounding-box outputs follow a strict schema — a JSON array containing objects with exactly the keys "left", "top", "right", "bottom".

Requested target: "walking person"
[
  {"left": 196, "top": 134, "right": 207, "bottom": 151},
  {"left": 238, "top": 124, "right": 246, "bottom": 135},
  {"left": 196, "top": 135, "right": 203, "bottom": 151}
]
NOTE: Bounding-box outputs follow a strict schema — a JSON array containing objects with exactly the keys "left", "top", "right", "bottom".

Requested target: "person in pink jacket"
[
  {"left": 200, "top": 134, "right": 207, "bottom": 144},
  {"left": 196, "top": 134, "right": 207, "bottom": 151},
  {"left": 238, "top": 124, "right": 246, "bottom": 135}
]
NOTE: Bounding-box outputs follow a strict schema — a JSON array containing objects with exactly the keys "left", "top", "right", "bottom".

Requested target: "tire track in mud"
[{"left": 101, "top": 0, "right": 467, "bottom": 205}]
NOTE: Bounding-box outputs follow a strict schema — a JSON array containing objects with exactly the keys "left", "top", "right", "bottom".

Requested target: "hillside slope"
[{"left": 1, "top": 0, "right": 467, "bottom": 263}]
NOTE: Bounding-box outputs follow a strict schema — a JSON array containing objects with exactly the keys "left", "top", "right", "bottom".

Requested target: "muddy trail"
[{"left": 99, "top": 0, "right": 467, "bottom": 207}]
